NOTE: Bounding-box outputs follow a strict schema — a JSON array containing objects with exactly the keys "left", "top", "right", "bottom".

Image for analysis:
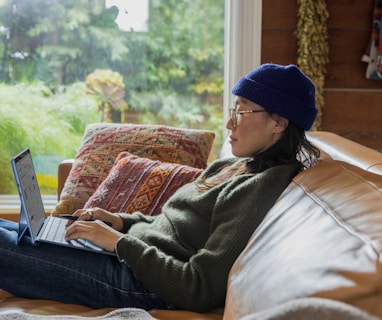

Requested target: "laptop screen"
[{"left": 11, "top": 149, "right": 46, "bottom": 240}]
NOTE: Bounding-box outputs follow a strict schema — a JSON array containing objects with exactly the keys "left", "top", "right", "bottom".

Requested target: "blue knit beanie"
[{"left": 231, "top": 63, "right": 317, "bottom": 131}]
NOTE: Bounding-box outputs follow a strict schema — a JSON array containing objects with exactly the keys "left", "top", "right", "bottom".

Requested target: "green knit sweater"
[{"left": 116, "top": 157, "right": 300, "bottom": 312}]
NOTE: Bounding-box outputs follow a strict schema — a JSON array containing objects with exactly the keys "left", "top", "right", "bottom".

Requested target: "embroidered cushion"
[
  {"left": 83, "top": 152, "right": 203, "bottom": 215},
  {"left": 51, "top": 123, "right": 214, "bottom": 215}
]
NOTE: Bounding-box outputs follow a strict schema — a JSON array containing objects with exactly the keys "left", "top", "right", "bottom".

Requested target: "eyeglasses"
[{"left": 229, "top": 108, "right": 267, "bottom": 128}]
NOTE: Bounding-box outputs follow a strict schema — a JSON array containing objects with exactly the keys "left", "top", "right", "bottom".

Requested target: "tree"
[
  {"left": 0, "top": 0, "right": 129, "bottom": 86},
  {"left": 0, "top": 0, "right": 225, "bottom": 194}
]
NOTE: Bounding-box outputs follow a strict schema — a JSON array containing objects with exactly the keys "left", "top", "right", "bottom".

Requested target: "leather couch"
[{"left": 2, "top": 131, "right": 382, "bottom": 320}]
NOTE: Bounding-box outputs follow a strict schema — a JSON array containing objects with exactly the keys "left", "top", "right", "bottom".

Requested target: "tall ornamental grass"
[{"left": 0, "top": 82, "right": 98, "bottom": 194}]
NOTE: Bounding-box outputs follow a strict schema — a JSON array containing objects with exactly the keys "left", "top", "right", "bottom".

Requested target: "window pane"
[{"left": 0, "top": 0, "right": 225, "bottom": 195}]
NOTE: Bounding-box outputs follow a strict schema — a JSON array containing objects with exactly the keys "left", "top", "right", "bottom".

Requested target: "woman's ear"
[{"left": 273, "top": 115, "right": 289, "bottom": 133}]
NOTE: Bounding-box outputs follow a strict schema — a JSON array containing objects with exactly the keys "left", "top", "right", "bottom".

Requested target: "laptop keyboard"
[
  {"left": 40, "top": 216, "right": 67, "bottom": 243},
  {"left": 39, "top": 216, "right": 111, "bottom": 253}
]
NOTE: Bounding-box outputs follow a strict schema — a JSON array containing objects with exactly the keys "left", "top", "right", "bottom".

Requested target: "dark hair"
[
  {"left": 247, "top": 121, "right": 320, "bottom": 173},
  {"left": 196, "top": 121, "right": 320, "bottom": 192}
]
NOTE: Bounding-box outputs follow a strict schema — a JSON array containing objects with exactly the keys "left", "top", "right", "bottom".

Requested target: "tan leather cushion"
[
  {"left": 0, "top": 289, "right": 115, "bottom": 316},
  {"left": 307, "top": 131, "right": 382, "bottom": 174},
  {"left": 0, "top": 289, "right": 223, "bottom": 319},
  {"left": 224, "top": 160, "right": 382, "bottom": 320}
]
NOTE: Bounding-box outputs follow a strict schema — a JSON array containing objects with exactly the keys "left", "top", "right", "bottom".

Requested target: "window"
[{"left": 0, "top": 0, "right": 225, "bottom": 195}]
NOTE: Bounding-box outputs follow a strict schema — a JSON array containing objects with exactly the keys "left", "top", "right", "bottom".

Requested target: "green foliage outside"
[
  {"left": 0, "top": 82, "right": 223, "bottom": 194},
  {"left": 0, "top": 0, "right": 225, "bottom": 194},
  {"left": 0, "top": 82, "right": 99, "bottom": 194}
]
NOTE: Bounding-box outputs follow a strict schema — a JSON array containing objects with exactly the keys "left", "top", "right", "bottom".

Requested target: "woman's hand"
[
  {"left": 65, "top": 207, "right": 124, "bottom": 231},
  {"left": 65, "top": 219, "right": 123, "bottom": 252},
  {"left": 64, "top": 207, "right": 125, "bottom": 252}
]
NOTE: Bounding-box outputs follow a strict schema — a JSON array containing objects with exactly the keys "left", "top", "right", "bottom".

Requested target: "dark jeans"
[{"left": 0, "top": 219, "right": 171, "bottom": 310}]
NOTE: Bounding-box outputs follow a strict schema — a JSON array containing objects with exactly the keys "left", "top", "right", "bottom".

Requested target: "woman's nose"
[{"left": 226, "top": 117, "right": 234, "bottom": 130}]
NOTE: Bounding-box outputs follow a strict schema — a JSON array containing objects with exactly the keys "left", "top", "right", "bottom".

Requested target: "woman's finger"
[{"left": 65, "top": 220, "right": 122, "bottom": 252}]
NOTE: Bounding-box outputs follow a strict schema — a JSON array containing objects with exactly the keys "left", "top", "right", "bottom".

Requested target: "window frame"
[{"left": 223, "top": 0, "right": 262, "bottom": 136}]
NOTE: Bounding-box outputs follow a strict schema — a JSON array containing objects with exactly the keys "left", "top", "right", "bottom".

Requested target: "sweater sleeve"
[
  {"left": 118, "top": 212, "right": 157, "bottom": 233},
  {"left": 116, "top": 162, "right": 300, "bottom": 312}
]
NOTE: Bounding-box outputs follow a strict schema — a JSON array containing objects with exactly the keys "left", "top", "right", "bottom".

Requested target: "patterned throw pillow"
[
  {"left": 83, "top": 152, "right": 203, "bottom": 215},
  {"left": 51, "top": 123, "right": 215, "bottom": 216}
]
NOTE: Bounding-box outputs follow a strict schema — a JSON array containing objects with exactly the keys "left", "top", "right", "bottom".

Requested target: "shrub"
[{"left": 0, "top": 82, "right": 98, "bottom": 194}]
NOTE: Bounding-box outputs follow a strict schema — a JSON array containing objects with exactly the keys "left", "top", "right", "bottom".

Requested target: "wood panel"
[
  {"left": 327, "top": 0, "right": 374, "bottom": 29},
  {"left": 261, "top": 0, "right": 297, "bottom": 28},
  {"left": 261, "top": 30, "right": 297, "bottom": 65},
  {"left": 325, "top": 29, "right": 378, "bottom": 89},
  {"left": 325, "top": 0, "right": 380, "bottom": 89},
  {"left": 262, "top": 0, "right": 382, "bottom": 151},
  {"left": 322, "top": 90, "right": 382, "bottom": 150},
  {"left": 261, "top": 0, "right": 297, "bottom": 64}
]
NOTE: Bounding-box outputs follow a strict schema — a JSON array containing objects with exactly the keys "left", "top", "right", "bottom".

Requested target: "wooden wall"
[{"left": 262, "top": 0, "right": 382, "bottom": 151}]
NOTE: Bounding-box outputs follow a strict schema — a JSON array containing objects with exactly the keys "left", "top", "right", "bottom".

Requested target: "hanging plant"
[{"left": 296, "top": 0, "right": 329, "bottom": 130}]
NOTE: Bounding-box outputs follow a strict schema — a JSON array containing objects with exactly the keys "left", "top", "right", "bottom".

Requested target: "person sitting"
[{"left": 0, "top": 63, "right": 320, "bottom": 312}]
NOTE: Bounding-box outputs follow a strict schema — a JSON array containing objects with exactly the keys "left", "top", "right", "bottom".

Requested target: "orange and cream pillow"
[
  {"left": 83, "top": 151, "right": 203, "bottom": 215},
  {"left": 51, "top": 123, "right": 214, "bottom": 216}
]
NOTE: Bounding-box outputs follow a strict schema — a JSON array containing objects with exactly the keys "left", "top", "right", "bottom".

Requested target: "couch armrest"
[
  {"left": 57, "top": 159, "right": 74, "bottom": 200},
  {"left": 307, "top": 131, "right": 382, "bottom": 175}
]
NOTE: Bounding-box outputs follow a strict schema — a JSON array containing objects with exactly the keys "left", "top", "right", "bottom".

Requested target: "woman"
[{"left": 0, "top": 63, "right": 320, "bottom": 312}]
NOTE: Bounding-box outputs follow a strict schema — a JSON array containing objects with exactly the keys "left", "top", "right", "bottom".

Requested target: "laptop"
[{"left": 11, "top": 148, "right": 115, "bottom": 256}]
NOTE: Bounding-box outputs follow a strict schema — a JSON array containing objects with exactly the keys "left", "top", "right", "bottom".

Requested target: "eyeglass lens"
[{"left": 229, "top": 109, "right": 237, "bottom": 126}]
